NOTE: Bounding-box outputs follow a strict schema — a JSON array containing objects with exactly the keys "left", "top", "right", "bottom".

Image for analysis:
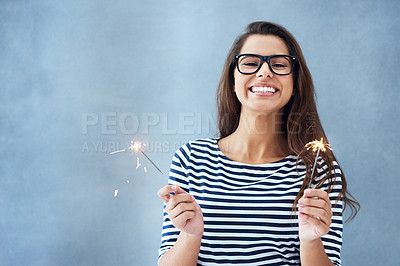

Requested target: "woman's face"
[{"left": 234, "top": 34, "right": 294, "bottom": 116}]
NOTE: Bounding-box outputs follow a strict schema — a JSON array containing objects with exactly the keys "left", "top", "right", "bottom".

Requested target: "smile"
[{"left": 249, "top": 86, "right": 279, "bottom": 94}]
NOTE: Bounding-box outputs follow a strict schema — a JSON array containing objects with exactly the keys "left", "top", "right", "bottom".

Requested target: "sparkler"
[
  {"left": 305, "top": 138, "right": 332, "bottom": 188},
  {"left": 110, "top": 140, "right": 164, "bottom": 175}
]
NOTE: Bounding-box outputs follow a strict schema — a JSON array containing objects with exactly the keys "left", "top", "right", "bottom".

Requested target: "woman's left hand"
[{"left": 298, "top": 189, "right": 333, "bottom": 242}]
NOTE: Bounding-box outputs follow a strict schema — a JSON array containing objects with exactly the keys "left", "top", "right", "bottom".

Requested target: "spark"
[
  {"left": 136, "top": 157, "right": 141, "bottom": 169},
  {"left": 144, "top": 167, "right": 147, "bottom": 173},
  {"left": 305, "top": 138, "right": 332, "bottom": 188},
  {"left": 109, "top": 149, "right": 126, "bottom": 155},
  {"left": 114, "top": 189, "right": 119, "bottom": 197},
  {"left": 126, "top": 180, "right": 130, "bottom": 184}
]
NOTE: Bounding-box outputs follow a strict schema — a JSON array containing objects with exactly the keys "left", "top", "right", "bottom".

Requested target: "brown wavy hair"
[{"left": 216, "top": 21, "right": 359, "bottom": 221}]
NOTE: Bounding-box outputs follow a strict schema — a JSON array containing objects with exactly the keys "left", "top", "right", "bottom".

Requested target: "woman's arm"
[
  {"left": 298, "top": 189, "right": 335, "bottom": 266},
  {"left": 300, "top": 238, "right": 334, "bottom": 265},
  {"left": 159, "top": 231, "right": 202, "bottom": 266},
  {"left": 158, "top": 185, "right": 204, "bottom": 266}
]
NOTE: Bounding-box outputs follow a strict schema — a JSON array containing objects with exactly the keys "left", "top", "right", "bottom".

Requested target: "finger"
[
  {"left": 168, "top": 202, "right": 196, "bottom": 219},
  {"left": 298, "top": 197, "right": 332, "bottom": 216},
  {"left": 304, "top": 189, "right": 331, "bottom": 205},
  {"left": 172, "top": 210, "right": 196, "bottom": 229},
  {"left": 166, "top": 193, "right": 195, "bottom": 212},
  {"left": 157, "top": 184, "right": 187, "bottom": 203},
  {"left": 157, "top": 185, "right": 173, "bottom": 203},
  {"left": 298, "top": 206, "right": 331, "bottom": 226}
]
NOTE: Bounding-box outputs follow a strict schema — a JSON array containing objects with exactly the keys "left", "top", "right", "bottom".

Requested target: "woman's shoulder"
[
  {"left": 173, "top": 138, "right": 218, "bottom": 157},
  {"left": 178, "top": 137, "right": 218, "bottom": 150}
]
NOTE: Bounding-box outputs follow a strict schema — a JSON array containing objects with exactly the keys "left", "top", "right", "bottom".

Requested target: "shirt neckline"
[{"left": 211, "top": 138, "right": 296, "bottom": 167}]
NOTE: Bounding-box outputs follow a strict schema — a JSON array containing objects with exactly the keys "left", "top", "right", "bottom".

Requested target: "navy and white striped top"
[{"left": 159, "top": 138, "right": 343, "bottom": 265}]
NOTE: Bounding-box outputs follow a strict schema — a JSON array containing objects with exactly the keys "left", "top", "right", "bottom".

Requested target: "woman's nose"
[{"left": 257, "top": 62, "right": 273, "bottom": 78}]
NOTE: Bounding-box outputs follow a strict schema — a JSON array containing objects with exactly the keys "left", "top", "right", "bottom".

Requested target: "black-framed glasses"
[{"left": 235, "top": 54, "right": 297, "bottom": 75}]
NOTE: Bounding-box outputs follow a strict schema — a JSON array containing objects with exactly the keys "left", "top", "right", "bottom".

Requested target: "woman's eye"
[
  {"left": 272, "top": 63, "right": 287, "bottom": 68},
  {"left": 243, "top": 62, "right": 258, "bottom": 67}
]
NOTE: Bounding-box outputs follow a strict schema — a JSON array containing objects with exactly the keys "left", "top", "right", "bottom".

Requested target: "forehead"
[{"left": 240, "top": 34, "right": 289, "bottom": 55}]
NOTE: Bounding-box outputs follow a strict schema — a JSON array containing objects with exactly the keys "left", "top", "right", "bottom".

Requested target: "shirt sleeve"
[
  {"left": 312, "top": 159, "right": 344, "bottom": 266},
  {"left": 158, "top": 142, "right": 192, "bottom": 263}
]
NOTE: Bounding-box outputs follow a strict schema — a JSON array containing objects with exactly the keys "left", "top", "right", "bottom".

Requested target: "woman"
[{"left": 157, "top": 21, "right": 359, "bottom": 265}]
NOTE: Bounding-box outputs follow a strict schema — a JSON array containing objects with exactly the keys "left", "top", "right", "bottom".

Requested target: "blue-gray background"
[{"left": 1, "top": 0, "right": 399, "bottom": 265}]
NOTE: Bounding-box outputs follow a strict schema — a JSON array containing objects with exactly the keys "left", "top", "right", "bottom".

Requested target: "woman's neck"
[{"left": 218, "top": 110, "right": 291, "bottom": 164}]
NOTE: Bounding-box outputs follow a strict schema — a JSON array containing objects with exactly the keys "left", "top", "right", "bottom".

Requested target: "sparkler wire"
[
  {"left": 308, "top": 146, "right": 321, "bottom": 188},
  {"left": 138, "top": 147, "right": 164, "bottom": 175}
]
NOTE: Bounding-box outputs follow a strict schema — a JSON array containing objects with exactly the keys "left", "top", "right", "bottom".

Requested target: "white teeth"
[{"left": 251, "top": 87, "right": 277, "bottom": 93}]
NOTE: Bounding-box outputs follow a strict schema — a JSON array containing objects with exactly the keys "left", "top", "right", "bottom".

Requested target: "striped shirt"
[{"left": 159, "top": 138, "right": 343, "bottom": 265}]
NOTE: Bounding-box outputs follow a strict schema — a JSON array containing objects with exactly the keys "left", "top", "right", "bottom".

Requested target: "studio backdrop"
[{"left": 1, "top": 0, "right": 399, "bottom": 265}]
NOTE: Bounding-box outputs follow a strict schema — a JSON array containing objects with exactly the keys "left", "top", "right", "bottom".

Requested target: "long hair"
[{"left": 216, "top": 21, "right": 359, "bottom": 221}]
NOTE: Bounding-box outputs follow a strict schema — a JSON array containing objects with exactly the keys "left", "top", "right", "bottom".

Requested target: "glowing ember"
[
  {"left": 126, "top": 180, "right": 130, "bottom": 184},
  {"left": 144, "top": 167, "right": 147, "bottom": 173},
  {"left": 129, "top": 141, "right": 142, "bottom": 153},
  {"left": 305, "top": 138, "right": 332, "bottom": 153},
  {"left": 136, "top": 157, "right": 142, "bottom": 169},
  {"left": 114, "top": 189, "right": 119, "bottom": 197}
]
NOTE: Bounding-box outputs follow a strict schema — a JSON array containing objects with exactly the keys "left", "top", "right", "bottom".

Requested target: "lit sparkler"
[
  {"left": 110, "top": 140, "right": 164, "bottom": 174},
  {"left": 305, "top": 138, "right": 332, "bottom": 188}
]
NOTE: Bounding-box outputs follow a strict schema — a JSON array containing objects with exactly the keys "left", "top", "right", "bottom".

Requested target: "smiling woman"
[{"left": 157, "top": 21, "right": 360, "bottom": 266}]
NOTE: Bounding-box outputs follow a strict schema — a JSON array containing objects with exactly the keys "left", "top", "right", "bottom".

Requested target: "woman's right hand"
[{"left": 158, "top": 185, "right": 204, "bottom": 237}]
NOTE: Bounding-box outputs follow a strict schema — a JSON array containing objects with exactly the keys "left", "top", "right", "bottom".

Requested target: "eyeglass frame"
[{"left": 234, "top": 54, "right": 298, "bottom": 76}]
